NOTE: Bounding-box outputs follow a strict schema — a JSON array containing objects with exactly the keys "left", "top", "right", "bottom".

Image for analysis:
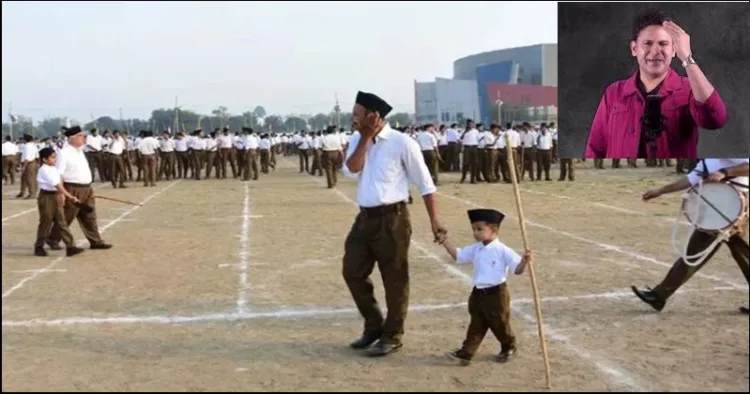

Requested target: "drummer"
[{"left": 631, "top": 158, "right": 749, "bottom": 314}]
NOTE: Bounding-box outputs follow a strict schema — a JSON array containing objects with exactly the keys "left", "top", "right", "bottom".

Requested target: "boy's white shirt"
[{"left": 456, "top": 238, "right": 522, "bottom": 289}]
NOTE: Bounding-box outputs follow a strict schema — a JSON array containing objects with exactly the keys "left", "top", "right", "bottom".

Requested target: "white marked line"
[
  {"left": 322, "top": 181, "right": 647, "bottom": 392},
  {"left": 4, "top": 286, "right": 741, "bottom": 329},
  {"left": 10, "top": 269, "right": 67, "bottom": 274},
  {"left": 1, "top": 183, "right": 112, "bottom": 223},
  {"left": 1, "top": 181, "right": 181, "bottom": 299},
  {"left": 438, "top": 192, "right": 745, "bottom": 290},
  {"left": 236, "top": 182, "right": 252, "bottom": 314}
]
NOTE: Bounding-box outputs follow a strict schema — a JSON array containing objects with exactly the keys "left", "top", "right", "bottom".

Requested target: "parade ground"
[{"left": 2, "top": 160, "right": 748, "bottom": 392}]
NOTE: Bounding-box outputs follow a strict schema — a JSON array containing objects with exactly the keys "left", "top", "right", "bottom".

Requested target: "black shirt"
[{"left": 636, "top": 76, "right": 664, "bottom": 159}]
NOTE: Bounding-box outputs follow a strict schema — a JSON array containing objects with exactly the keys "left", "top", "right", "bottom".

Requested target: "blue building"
[{"left": 452, "top": 43, "right": 557, "bottom": 124}]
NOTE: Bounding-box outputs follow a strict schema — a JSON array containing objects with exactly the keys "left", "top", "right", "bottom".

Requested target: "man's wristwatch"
[
  {"left": 682, "top": 54, "right": 697, "bottom": 68},
  {"left": 719, "top": 168, "right": 729, "bottom": 179}
]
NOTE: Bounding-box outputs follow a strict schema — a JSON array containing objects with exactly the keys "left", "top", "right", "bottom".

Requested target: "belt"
[
  {"left": 63, "top": 182, "right": 91, "bottom": 187},
  {"left": 359, "top": 202, "right": 406, "bottom": 217},
  {"left": 39, "top": 190, "right": 57, "bottom": 195},
  {"left": 472, "top": 284, "right": 504, "bottom": 294}
]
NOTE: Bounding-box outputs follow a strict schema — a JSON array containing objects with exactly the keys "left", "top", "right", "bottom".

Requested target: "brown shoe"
[
  {"left": 89, "top": 243, "right": 113, "bottom": 250},
  {"left": 66, "top": 247, "right": 84, "bottom": 257}
]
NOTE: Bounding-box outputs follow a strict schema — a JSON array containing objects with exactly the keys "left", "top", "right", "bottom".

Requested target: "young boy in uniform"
[
  {"left": 438, "top": 208, "right": 531, "bottom": 365},
  {"left": 34, "top": 147, "right": 84, "bottom": 257}
]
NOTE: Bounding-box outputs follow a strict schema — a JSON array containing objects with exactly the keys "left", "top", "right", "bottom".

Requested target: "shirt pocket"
[{"left": 606, "top": 101, "right": 633, "bottom": 156}]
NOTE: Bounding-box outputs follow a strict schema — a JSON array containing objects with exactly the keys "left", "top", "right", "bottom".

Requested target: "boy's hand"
[{"left": 522, "top": 250, "right": 533, "bottom": 264}]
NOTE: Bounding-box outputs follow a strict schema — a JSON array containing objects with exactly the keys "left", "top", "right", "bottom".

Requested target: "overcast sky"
[{"left": 1, "top": 1, "right": 557, "bottom": 122}]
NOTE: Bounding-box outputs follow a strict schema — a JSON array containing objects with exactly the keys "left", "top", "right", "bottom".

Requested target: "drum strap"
[{"left": 699, "top": 159, "right": 747, "bottom": 190}]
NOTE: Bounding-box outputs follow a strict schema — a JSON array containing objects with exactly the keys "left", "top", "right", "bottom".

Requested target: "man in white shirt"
[
  {"left": 138, "top": 130, "right": 160, "bottom": 187},
  {"left": 159, "top": 131, "right": 176, "bottom": 181},
  {"left": 342, "top": 91, "right": 446, "bottom": 357},
  {"left": 17, "top": 134, "right": 40, "bottom": 199},
  {"left": 174, "top": 132, "right": 190, "bottom": 179},
  {"left": 535, "top": 124, "right": 553, "bottom": 181},
  {"left": 108, "top": 130, "right": 127, "bottom": 188},
  {"left": 459, "top": 120, "right": 480, "bottom": 184},
  {"left": 190, "top": 129, "right": 206, "bottom": 180},
  {"left": 296, "top": 131, "right": 312, "bottom": 173},
  {"left": 241, "top": 127, "right": 259, "bottom": 181},
  {"left": 633, "top": 158, "right": 750, "bottom": 314},
  {"left": 217, "top": 127, "right": 237, "bottom": 179},
  {"left": 233, "top": 132, "right": 246, "bottom": 179},
  {"left": 258, "top": 133, "right": 274, "bottom": 174},
  {"left": 320, "top": 126, "right": 343, "bottom": 188},
  {"left": 2, "top": 135, "right": 19, "bottom": 185},
  {"left": 519, "top": 123, "right": 537, "bottom": 181},
  {"left": 416, "top": 124, "right": 440, "bottom": 185},
  {"left": 204, "top": 132, "right": 219, "bottom": 179},
  {"left": 548, "top": 122, "right": 558, "bottom": 163},
  {"left": 48, "top": 126, "right": 112, "bottom": 251},
  {"left": 446, "top": 123, "right": 461, "bottom": 172},
  {"left": 85, "top": 128, "right": 104, "bottom": 183}
]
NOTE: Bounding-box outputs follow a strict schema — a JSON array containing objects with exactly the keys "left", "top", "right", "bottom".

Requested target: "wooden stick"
[
  {"left": 505, "top": 133, "right": 552, "bottom": 390},
  {"left": 95, "top": 195, "right": 143, "bottom": 207}
]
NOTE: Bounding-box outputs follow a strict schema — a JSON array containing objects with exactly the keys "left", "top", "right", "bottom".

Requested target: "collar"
[
  {"left": 373, "top": 123, "right": 396, "bottom": 142},
  {"left": 480, "top": 238, "right": 501, "bottom": 249},
  {"left": 621, "top": 67, "right": 683, "bottom": 97}
]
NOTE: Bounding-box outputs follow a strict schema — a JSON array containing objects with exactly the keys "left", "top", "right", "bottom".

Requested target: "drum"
[{"left": 681, "top": 182, "right": 748, "bottom": 234}]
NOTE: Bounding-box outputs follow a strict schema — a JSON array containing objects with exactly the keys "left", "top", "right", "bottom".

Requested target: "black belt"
[
  {"left": 472, "top": 284, "right": 503, "bottom": 295},
  {"left": 359, "top": 202, "right": 406, "bottom": 217},
  {"left": 63, "top": 182, "right": 91, "bottom": 187},
  {"left": 39, "top": 190, "right": 57, "bottom": 195}
]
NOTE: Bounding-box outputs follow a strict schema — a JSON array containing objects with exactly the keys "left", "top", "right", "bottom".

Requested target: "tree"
[
  {"left": 386, "top": 112, "right": 412, "bottom": 127},
  {"left": 284, "top": 116, "right": 307, "bottom": 132},
  {"left": 252, "top": 105, "right": 266, "bottom": 120},
  {"left": 310, "top": 113, "right": 330, "bottom": 130},
  {"left": 263, "top": 115, "right": 284, "bottom": 132}
]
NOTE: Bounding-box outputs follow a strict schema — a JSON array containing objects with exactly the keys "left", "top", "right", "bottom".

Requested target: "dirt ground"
[{"left": 2, "top": 159, "right": 748, "bottom": 392}]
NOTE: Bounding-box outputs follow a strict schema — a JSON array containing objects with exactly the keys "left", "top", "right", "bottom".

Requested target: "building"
[
  {"left": 414, "top": 43, "right": 557, "bottom": 126},
  {"left": 414, "top": 77, "right": 480, "bottom": 125},
  {"left": 453, "top": 43, "right": 557, "bottom": 86}
]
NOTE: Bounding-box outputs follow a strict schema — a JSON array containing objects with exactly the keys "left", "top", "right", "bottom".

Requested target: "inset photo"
[{"left": 557, "top": 2, "right": 750, "bottom": 159}]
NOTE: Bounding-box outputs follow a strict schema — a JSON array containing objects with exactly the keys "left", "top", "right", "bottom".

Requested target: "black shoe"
[
  {"left": 495, "top": 346, "right": 517, "bottom": 363},
  {"left": 66, "top": 247, "right": 84, "bottom": 257},
  {"left": 89, "top": 243, "right": 113, "bottom": 250},
  {"left": 34, "top": 247, "right": 48, "bottom": 257},
  {"left": 349, "top": 330, "right": 382, "bottom": 349},
  {"left": 46, "top": 243, "right": 63, "bottom": 251},
  {"left": 631, "top": 286, "right": 665, "bottom": 312},
  {"left": 445, "top": 349, "right": 472, "bottom": 366},
  {"left": 740, "top": 306, "right": 749, "bottom": 315},
  {"left": 365, "top": 339, "right": 403, "bottom": 357}
]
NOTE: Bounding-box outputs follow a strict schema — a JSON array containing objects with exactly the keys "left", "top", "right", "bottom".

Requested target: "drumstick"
[
  {"left": 505, "top": 133, "right": 552, "bottom": 390},
  {"left": 95, "top": 195, "right": 143, "bottom": 207}
]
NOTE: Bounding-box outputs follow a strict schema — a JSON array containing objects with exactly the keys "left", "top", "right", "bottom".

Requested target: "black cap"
[
  {"left": 467, "top": 209, "right": 505, "bottom": 225},
  {"left": 65, "top": 126, "right": 83, "bottom": 137},
  {"left": 355, "top": 91, "right": 393, "bottom": 118}
]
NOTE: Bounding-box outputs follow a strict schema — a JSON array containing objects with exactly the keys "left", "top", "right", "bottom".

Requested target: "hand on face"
[{"left": 663, "top": 21, "right": 692, "bottom": 62}]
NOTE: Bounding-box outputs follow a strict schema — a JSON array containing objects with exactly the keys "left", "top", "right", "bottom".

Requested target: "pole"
[
  {"left": 119, "top": 107, "right": 125, "bottom": 132},
  {"left": 334, "top": 93, "right": 341, "bottom": 127},
  {"left": 174, "top": 95, "right": 180, "bottom": 134},
  {"left": 504, "top": 133, "right": 552, "bottom": 389},
  {"left": 8, "top": 101, "right": 13, "bottom": 140}
]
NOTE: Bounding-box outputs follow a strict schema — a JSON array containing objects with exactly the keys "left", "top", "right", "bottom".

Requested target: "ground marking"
[
  {"left": 235, "top": 182, "right": 252, "bottom": 314},
  {"left": 1, "top": 181, "right": 181, "bottom": 299}
]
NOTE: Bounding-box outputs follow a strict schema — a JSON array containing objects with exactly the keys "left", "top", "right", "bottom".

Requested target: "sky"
[{"left": 1, "top": 1, "right": 557, "bottom": 122}]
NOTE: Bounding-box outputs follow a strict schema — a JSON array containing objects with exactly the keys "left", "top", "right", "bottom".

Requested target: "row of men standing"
[{"left": 404, "top": 121, "right": 575, "bottom": 185}]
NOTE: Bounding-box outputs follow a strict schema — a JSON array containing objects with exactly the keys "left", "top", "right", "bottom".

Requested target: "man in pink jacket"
[{"left": 585, "top": 10, "right": 727, "bottom": 159}]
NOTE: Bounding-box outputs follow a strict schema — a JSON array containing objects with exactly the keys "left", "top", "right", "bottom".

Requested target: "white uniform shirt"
[
  {"left": 537, "top": 132, "right": 553, "bottom": 150},
  {"left": 438, "top": 132, "right": 448, "bottom": 146},
  {"left": 243, "top": 134, "right": 259, "bottom": 150},
  {"left": 37, "top": 164, "right": 63, "bottom": 192},
  {"left": 138, "top": 136, "right": 160, "bottom": 155},
  {"left": 109, "top": 137, "right": 125, "bottom": 155},
  {"left": 342, "top": 125, "right": 437, "bottom": 207},
  {"left": 461, "top": 128, "right": 479, "bottom": 146},
  {"left": 521, "top": 131, "right": 537, "bottom": 148},
  {"left": 550, "top": 127, "right": 558, "bottom": 142},
  {"left": 259, "top": 138, "right": 271, "bottom": 150},
  {"left": 298, "top": 136, "right": 312, "bottom": 150},
  {"left": 217, "top": 135, "right": 234, "bottom": 149},
  {"left": 494, "top": 132, "right": 507, "bottom": 149},
  {"left": 506, "top": 130, "right": 521, "bottom": 148},
  {"left": 174, "top": 138, "right": 188, "bottom": 152},
  {"left": 446, "top": 128, "right": 460, "bottom": 143},
  {"left": 416, "top": 131, "right": 438, "bottom": 151},
  {"left": 2, "top": 141, "right": 19, "bottom": 156},
  {"left": 687, "top": 158, "right": 749, "bottom": 190},
  {"left": 456, "top": 239, "right": 522, "bottom": 289},
  {"left": 192, "top": 137, "right": 206, "bottom": 150},
  {"left": 312, "top": 136, "right": 323, "bottom": 149},
  {"left": 21, "top": 142, "right": 39, "bottom": 162},
  {"left": 86, "top": 135, "right": 103, "bottom": 152},
  {"left": 233, "top": 136, "right": 244, "bottom": 149},
  {"left": 205, "top": 138, "right": 218, "bottom": 151},
  {"left": 57, "top": 144, "right": 92, "bottom": 184},
  {"left": 160, "top": 138, "right": 175, "bottom": 152},
  {"left": 322, "top": 134, "right": 343, "bottom": 151}
]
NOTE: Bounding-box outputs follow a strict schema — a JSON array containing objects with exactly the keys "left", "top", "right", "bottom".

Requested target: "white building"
[{"left": 414, "top": 77, "right": 480, "bottom": 125}]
